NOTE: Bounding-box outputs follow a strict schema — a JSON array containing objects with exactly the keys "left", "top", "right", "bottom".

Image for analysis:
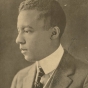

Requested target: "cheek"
[
  {"left": 34, "top": 33, "right": 50, "bottom": 50},
  {"left": 26, "top": 31, "right": 50, "bottom": 51},
  {"left": 25, "top": 33, "right": 40, "bottom": 49},
  {"left": 26, "top": 37, "right": 37, "bottom": 49}
]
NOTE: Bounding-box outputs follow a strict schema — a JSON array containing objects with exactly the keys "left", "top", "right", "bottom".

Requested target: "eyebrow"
[{"left": 17, "top": 25, "right": 34, "bottom": 30}]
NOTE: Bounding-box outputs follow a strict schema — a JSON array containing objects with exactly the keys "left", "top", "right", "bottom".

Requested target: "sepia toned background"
[{"left": 0, "top": 0, "right": 88, "bottom": 88}]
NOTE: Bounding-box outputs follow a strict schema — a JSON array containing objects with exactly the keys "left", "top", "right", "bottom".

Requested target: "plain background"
[{"left": 0, "top": 0, "right": 88, "bottom": 88}]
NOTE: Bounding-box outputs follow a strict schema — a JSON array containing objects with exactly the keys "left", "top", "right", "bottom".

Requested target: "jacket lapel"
[
  {"left": 45, "top": 50, "right": 75, "bottom": 88},
  {"left": 49, "top": 66, "right": 73, "bottom": 88},
  {"left": 23, "top": 63, "right": 37, "bottom": 88}
]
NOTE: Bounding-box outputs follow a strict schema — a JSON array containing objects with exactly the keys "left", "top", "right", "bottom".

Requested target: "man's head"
[{"left": 16, "top": 0, "right": 66, "bottom": 62}]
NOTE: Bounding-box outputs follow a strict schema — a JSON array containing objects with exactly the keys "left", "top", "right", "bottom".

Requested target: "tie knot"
[{"left": 38, "top": 67, "right": 45, "bottom": 77}]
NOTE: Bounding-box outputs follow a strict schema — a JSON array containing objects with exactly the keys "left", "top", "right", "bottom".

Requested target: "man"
[{"left": 11, "top": 0, "right": 88, "bottom": 88}]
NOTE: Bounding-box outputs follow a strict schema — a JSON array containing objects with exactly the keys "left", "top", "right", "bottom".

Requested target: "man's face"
[{"left": 16, "top": 10, "right": 52, "bottom": 62}]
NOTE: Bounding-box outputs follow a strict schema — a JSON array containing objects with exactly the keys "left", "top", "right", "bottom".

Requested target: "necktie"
[{"left": 34, "top": 66, "right": 45, "bottom": 88}]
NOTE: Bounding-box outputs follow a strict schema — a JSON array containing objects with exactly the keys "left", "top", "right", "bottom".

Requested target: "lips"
[{"left": 20, "top": 48, "right": 27, "bottom": 54}]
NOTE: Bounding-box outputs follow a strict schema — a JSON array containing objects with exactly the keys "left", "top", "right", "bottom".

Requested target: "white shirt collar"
[{"left": 36, "top": 44, "right": 64, "bottom": 74}]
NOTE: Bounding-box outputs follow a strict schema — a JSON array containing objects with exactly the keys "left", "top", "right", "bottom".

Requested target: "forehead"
[
  {"left": 18, "top": 10, "right": 42, "bottom": 20},
  {"left": 17, "top": 10, "right": 45, "bottom": 28}
]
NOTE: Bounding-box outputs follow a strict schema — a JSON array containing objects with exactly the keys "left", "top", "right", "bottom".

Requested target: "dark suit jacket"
[{"left": 11, "top": 50, "right": 88, "bottom": 88}]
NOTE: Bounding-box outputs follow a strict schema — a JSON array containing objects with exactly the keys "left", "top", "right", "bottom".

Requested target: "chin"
[{"left": 24, "top": 55, "right": 36, "bottom": 62}]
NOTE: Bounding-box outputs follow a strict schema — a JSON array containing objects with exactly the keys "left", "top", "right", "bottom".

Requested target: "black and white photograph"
[{"left": 0, "top": 0, "right": 88, "bottom": 88}]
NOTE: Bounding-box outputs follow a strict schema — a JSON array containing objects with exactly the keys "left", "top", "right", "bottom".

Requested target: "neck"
[
  {"left": 34, "top": 40, "right": 60, "bottom": 62},
  {"left": 40, "top": 41, "right": 60, "bottom": 61},
  {"left": 50, "top": 41, "right": 60, "bottom": 54}
]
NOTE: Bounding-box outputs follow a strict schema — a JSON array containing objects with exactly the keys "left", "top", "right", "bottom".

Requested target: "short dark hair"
[{"left": 19, "top": 0, "right": 66, "bottom": 38}]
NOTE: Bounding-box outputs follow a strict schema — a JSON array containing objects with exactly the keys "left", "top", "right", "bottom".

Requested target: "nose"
[{"left": 16, "top": 33, "right": 26, "bottom": 44}]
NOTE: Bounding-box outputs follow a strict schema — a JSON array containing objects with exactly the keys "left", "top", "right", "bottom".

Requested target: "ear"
[{"left": 50, "top": 26, "right": 60, "bottom": 40}]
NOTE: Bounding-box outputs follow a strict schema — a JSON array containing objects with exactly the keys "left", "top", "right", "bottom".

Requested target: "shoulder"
[
  {"left": 63, "top": 49, "right": 88, "bottom": 73},
  {"left": 11, "top": 63, "right": 35, "bottom": 88},
  {"left": 16, "top": 63, "right": 35, "bottom": 79}
]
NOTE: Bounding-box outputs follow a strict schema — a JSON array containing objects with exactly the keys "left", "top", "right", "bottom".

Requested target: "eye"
[
  {"left": 25, "top": 30, "right": 29, "bottom": 33},
  {"left": 24, "top": 30, "right": 33, "bottom": 33},
  {"left": 24, "top": 28, "right": 33, "bottom": 33}
]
